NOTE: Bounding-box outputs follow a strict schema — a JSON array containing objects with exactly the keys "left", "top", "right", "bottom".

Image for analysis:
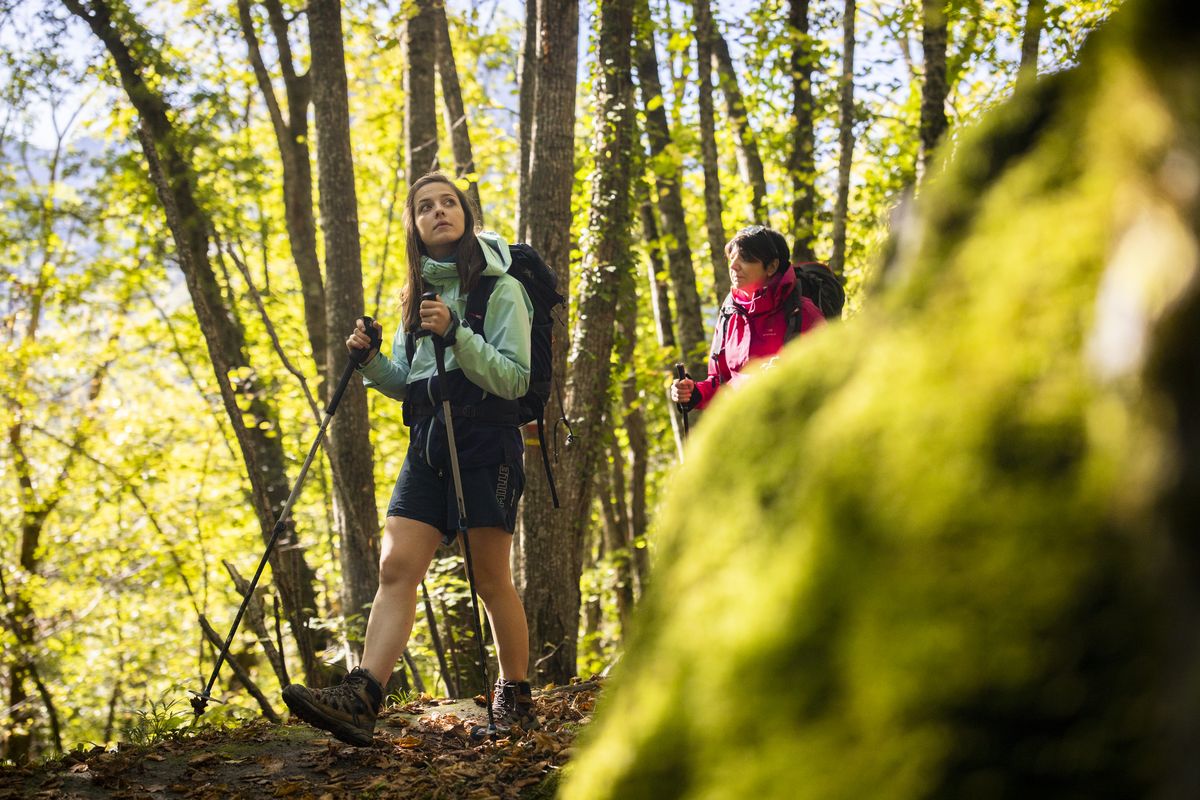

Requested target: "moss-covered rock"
[{"left": 563, "top": 1, "right": 1200, "bottom": 797}]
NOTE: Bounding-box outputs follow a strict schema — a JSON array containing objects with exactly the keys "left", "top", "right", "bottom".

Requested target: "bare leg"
[
  {"left": 464, "top": 527, "right": 530, "bottom": 681},
  {"left": 360, "top": 516, "right": 443, "bottom": 684}
]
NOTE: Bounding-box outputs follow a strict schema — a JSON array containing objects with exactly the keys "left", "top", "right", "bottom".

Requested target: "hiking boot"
[
  {"left": 281, "top": 666, "right": 382, "bottom": 746},
  {"left": 492, "top": 679, "right": 539, "bottom": 730}
]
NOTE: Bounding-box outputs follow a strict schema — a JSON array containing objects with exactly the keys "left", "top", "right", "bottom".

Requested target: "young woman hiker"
[
  {"left": 281, "top": 172, "right": 538, "bottom": 746},
  {"left": 671, "top": 225, "right": 824, "bottom": 411}
]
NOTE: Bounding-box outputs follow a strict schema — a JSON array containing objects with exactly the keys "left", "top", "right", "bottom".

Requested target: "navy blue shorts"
[{"left": 387, "top": 451, "right": 525, "bottom": 545}]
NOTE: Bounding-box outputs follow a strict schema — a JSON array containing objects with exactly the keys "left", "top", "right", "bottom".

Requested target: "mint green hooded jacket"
[{"left": 358, "top": 231, "right": 533, "bottom": 468}]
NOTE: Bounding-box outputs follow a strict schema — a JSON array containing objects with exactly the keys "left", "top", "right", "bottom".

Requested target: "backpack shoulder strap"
[
  {"left": 781, "top": 284, "right": 804, "bottom": 341},
  {"left": 405, "top": 331, "right": 415, "bottom": 364},
  {"left": 465, "top": 274, "right": 500, "bottom": 337},
  {"left": 715, "top": 297, "right": 736, "bottom": 356}
]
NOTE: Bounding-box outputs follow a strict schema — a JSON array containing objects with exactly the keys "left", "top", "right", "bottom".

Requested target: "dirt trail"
[{"left": 0, "top": 683, "right": 597, "bottom": 799}]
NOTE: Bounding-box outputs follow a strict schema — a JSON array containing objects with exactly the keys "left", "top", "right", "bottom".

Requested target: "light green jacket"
[{"left": 359, "top": 232, "right": 533, "bottom": 401}]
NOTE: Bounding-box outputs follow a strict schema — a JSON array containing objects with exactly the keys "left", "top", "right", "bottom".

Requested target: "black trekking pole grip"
[
  {"left": 410, "top": 290, "right": 439, "bottom": 342},
  {"left": 349, "top": 315, "right": 382, "bottom": 366},
  {"left": 674, "top": 362, "right": 690, "bottom": 437},
  {"left": 326, "top": 316, "right": 381, "bottom": 416}
]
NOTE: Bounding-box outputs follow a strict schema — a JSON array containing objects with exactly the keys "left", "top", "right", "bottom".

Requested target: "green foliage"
[{"left": 123, "top": 696, "right": 194, "bottom": 747}]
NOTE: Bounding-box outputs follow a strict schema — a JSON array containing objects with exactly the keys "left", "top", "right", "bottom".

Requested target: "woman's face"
[
  {"left": 729, "top": 249, "right": 778, "bottom": 294},
  {"left": 413, "top": 182, "right": 466, "bottom": 259}
]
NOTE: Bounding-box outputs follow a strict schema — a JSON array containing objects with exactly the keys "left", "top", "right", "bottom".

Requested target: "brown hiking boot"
[
  {"left": 282, "top": 666, "right": 382, "bottom": 746},
  {"left": 492, "top": 679, "right": 539, "bottom": 731}
]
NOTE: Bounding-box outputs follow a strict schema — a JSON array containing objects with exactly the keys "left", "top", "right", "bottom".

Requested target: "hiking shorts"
[{"left": 387, "top": 452, "right": 525, "bottom": 545}]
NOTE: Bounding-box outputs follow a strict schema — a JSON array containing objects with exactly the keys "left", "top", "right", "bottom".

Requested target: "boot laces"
[{"left": 316, "top": 668, "right": 373, "bottom": 714}]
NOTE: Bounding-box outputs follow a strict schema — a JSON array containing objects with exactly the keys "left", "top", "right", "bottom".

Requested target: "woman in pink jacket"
[{"left": 671, "top": 225, "right": 824, "bottom": 411}]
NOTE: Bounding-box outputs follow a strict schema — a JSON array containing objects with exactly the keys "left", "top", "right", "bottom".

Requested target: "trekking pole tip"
[{"left": 187, "top": 689, "right": 224, "bottom": 718}]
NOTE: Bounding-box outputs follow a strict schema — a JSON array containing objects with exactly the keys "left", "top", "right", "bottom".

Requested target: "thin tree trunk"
[
  {"left": 637, "top": 181, "right": 676, "bottom": 352},
  {"left": 919, "top": 0, "right": 949, "bottom": 178},
  {"left": 692, "top": 0, "right": 728, "bottom": 303},
  {"left": 601, "top": 442, "right": 635, "bottom": 633},
  {"left": 636, "top": 169, "right": 687, "bottom": 463},
  {"left": 309, "top": 0, "right": 382, "bottom": 644},
  {"left": 406, "top": 0, "right": 439, "bottom": 183},
  {"left": 421, "top": 580, "right": 457, "bottom": 697},
  {"left": 581, "top": 518, "right": 605, "bottom": 662},
  {"left": 63, "top": 0, "right": 329, "bottom": 685},
  {"left": 517, "top": 0, "right": 580, "bottom": 685},
  {"left": 633, "top": 0, "right": 707, "bottom": 381},
  {"left": 433, "top": 0, "right": 482, "bottom": 217},
  {"left": 830, "top": 0, "right": 856, "bottom": 277},
  {"left": 1017, "top": 0, "right": 1046, "bottom": 89},
  {"left": 712, "top": 29, "right": 768, "bottom": 220},
  {"left": 236, "top": 0, "right": 327, "bottom": 383},
  {"left": 556, "top": 0, "right": 636, "bottom": 678},
  {"left": 789, "top": 0, "right": 818, "bottom": 261},
  {"left": 516, "top": 0, "right": 538, "bottom": 241},
  {"left": 614, "top": 286, "right": 647, "bottom": 605}
]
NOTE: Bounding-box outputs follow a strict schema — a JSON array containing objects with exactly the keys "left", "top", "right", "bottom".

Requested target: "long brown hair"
[{"left": 400, "top": 172, "right": 485, "bottom": 333}]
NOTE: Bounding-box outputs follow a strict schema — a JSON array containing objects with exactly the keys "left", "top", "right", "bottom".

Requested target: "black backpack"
[
  {"left": 784, "top": 262, "right": 845, "bottom": 334},
  {"left": 407, "top": 242, "right": 566, "bottom": 506}
]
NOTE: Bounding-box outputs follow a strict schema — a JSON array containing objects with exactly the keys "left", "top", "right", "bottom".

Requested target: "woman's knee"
[
  {"left": 377, "top": 517, "right": 440, "bottom": 589},
  {"left": 466, "top": 529, "right": 515, "bottom": 602}
]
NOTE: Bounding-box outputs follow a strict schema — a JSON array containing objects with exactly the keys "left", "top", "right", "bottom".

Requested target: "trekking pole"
[
  {"left": 189, "top": 317, "right": 382, "bottom": 719},
  {"left": 674, "top": 362, "right": 690, "bottom": 439},
  {"left": 415, "top": 291, "right": 498, "bottom": 739}
]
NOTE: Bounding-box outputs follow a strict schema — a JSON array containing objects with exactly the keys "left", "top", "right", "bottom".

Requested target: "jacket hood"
[
  {"left": 731, "top": 265, "right": 796, "bottom": 316},
  {"left": 421, "top": 231, "right": 513, "bottom": 287}
]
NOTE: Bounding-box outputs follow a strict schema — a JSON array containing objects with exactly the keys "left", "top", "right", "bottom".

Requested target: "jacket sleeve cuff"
[{"left": 354, "top": 350, "right": 380, "bottom": 371}]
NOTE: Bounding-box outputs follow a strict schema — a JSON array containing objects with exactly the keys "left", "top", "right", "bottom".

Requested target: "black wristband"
[{"left": 438, "top": 309, "right": 461, "bottom": 347}]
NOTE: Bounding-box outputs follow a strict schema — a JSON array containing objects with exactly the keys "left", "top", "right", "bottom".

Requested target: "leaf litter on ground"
[{"left": 0, "top": 679, "right": 601, "bottom": 799}]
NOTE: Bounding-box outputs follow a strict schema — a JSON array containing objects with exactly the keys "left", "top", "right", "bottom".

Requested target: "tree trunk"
[
  {"left": 633, "top": 0, "right": 707, "bottom": 381},
  {"left": 691, "top": 0, "right": 728, "bottom": 303},
  {"left": 405, "top": 0, "right": 439, "bottom": 183},
  {"left": 434, "top": 0, "right": 482, "bottom": 217},
  {"left": 919, "top": 0, "right": 949, "bottom": 178},
  {"left": 614, "top": 270, "right": 649, "bottom": 602},
  {"left": 1017, "top": 0, "right": 1046, "bottom": 89},
  {"left": 554, "top": 0, "right": 636, "bottom": 682},
  {"left": 635, "top": 175, "right": 675, "bottom": 352},
  {"left": 712, "top": 30, "right": 768, "bottom": 220},
  {"left": 236, "top": 0, "right": 327, "bottom": 383},
  {"left": 516, "top": 0, "right": 580, "bottom": 685},
  {"left": 513, "top": 0, "right": 578, "bottom": 690},
  {"left": 830, "top": 0, "right": 856, "bottom": 277},
  {"left": 789, "top": 0, "right": 818, "bottom": 261},
  {"left": 63, "top": 0, "right": 329, "bottom": 685},
  {"left": 516, "top": 1, "right": 537, "bottom": 241},
  {"left": 309, "top": 0, "right": 382, "bottom": 644}
]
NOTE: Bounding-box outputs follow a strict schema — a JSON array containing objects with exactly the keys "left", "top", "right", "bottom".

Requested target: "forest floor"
[{"left": 0, "top": 681, "right": 598, "bottom": 799}]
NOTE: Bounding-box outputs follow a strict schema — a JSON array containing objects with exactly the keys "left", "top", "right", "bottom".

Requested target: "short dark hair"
[{"left": 724, "top": 225, "right": 791, "bottom": 273}]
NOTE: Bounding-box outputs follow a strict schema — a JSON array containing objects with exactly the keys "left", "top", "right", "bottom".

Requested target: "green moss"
[{"left": 563, "top": 2, "right": 1200, "bottom": 798}]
